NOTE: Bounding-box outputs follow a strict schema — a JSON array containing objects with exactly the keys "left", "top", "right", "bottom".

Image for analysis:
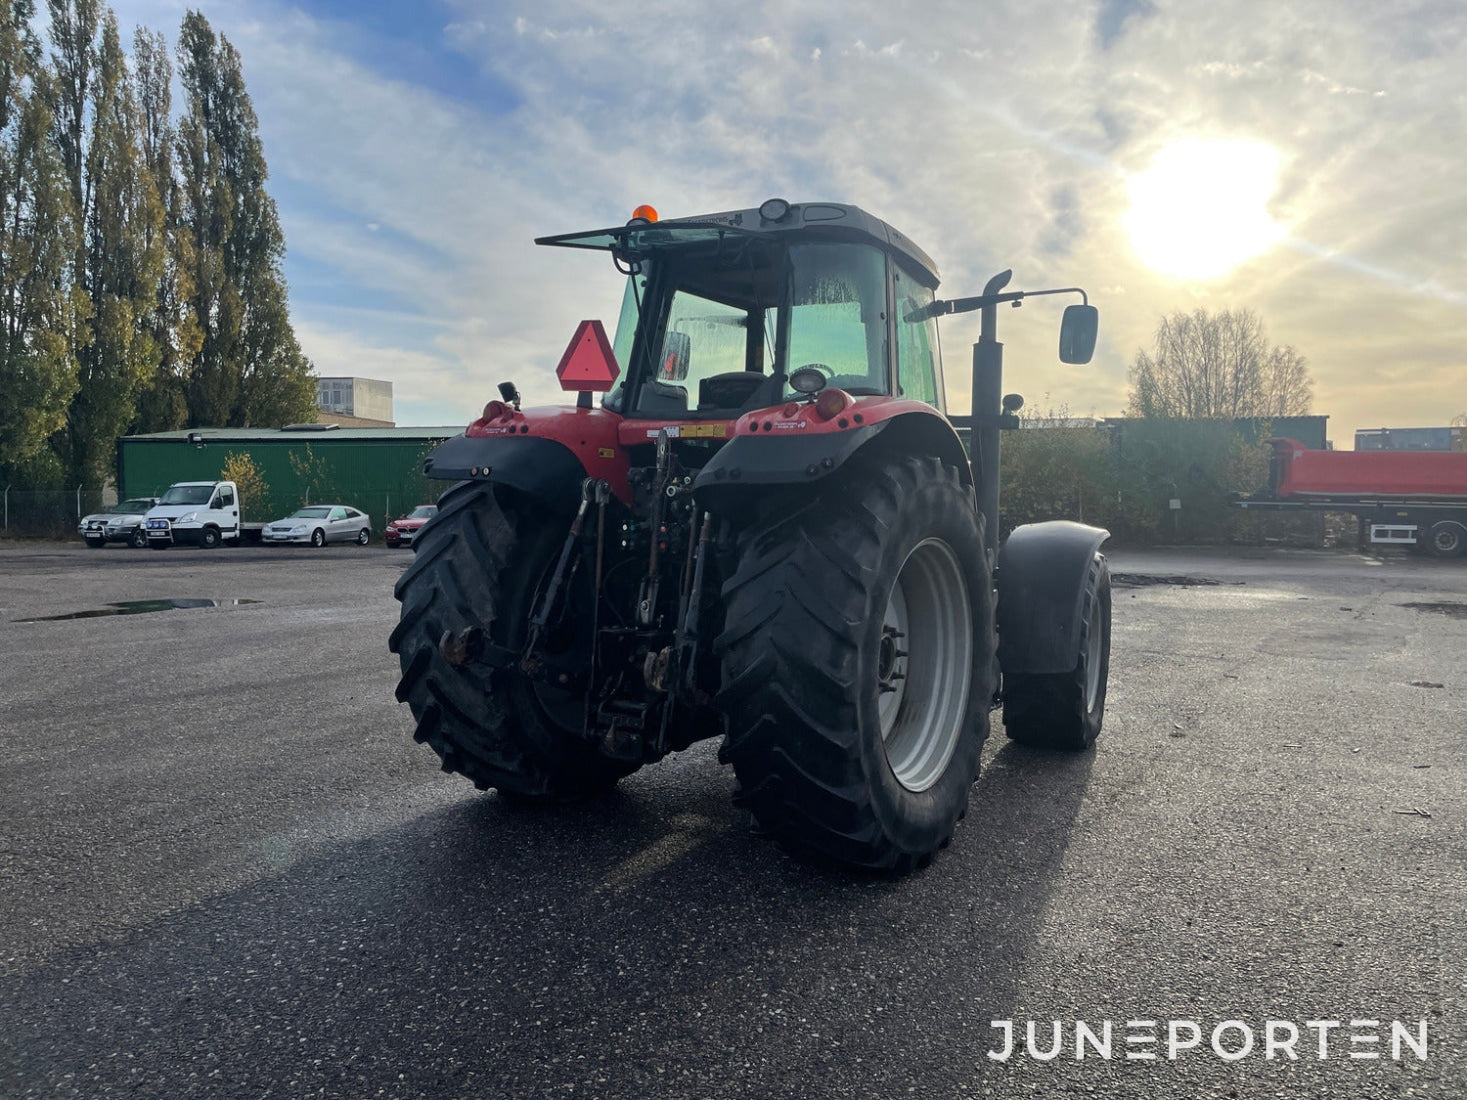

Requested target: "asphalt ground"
[{"left": 0, "top": 540, "right": 1462, "bottom": 1099}]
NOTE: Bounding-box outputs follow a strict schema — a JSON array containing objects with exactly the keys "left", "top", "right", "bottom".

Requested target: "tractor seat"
[
  {"left": 698, "top": 372, "right": 770, "bottom": 411},
  {"left": 639, "top": 380, "right": 689, "bottom": 416}
]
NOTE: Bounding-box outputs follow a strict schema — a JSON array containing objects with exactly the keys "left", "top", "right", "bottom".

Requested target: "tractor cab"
[{"left": 536, "top": 201, "right": 948, "bottom": 419}]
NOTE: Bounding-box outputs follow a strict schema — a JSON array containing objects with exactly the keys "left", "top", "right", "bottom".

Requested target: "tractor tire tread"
[
  {"left": 391, "top": 480, "right": 634, "bottom": 799},
  {"left": 716, "top": 454, "right": 992, "bottom": 873}
]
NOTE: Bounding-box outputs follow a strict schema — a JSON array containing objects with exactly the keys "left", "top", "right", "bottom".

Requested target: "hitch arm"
[{"left": 525, "top": 478, "right": 599, "bottom": 661}]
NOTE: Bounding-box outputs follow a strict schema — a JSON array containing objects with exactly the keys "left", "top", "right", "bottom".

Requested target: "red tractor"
[{"left": 390, "top": 199, "right": 1112, "bottom": 872}]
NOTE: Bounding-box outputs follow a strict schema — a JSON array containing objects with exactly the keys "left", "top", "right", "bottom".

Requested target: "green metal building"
[{"left": 117, "top": 424, "right": 463, "bottom": 524}]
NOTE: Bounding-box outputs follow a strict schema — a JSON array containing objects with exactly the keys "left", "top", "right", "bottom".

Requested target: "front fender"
[
  {"left": 424, "top": 434, "right": 589, "bottom": 512},
  {"left": 996, "top": 520, "right": 1110, "bottom": 676}
]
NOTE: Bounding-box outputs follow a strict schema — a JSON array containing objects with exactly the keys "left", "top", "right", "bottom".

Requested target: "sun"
[{"left": 1124, "top": 138, "right": 1286, "bottom": 280}]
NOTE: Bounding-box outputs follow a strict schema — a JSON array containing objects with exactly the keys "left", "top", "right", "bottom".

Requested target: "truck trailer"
[{"left": 1237, "top": 438, "right": 1467, "bottom": 557}]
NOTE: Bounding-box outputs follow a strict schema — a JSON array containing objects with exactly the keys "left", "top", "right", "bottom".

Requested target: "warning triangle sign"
[{"left": 555, "top": 319, "right": 621, "bottom": 392}]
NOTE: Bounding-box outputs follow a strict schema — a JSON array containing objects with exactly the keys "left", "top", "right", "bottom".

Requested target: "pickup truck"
[{"left": 142, "top": 480, "right": 260, "bottom": 549}]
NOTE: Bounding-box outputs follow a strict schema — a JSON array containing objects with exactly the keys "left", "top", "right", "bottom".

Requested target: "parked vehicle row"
[{"left": 78, "top": 481, "right": 436, "bottom": 551}]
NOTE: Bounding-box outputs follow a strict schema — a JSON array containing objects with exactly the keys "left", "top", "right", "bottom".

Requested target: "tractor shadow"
[{"left": 3, "top": 738, "right": 1094, "bottom": 1098}]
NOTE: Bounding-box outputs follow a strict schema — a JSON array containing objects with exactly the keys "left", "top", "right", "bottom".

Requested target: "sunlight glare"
[{"left": 1125, "top": 138, "right": 1285, "bottom": 280}]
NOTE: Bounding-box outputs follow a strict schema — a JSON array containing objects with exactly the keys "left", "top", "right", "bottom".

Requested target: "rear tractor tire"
[
  {"left": 390, "top": 480, "right": 637, "bottom": 800},
  {"left": 717, "top": 455, "right": 994, "bottom": 873},
  {"left": 1002, "top": 554, "right": 1112, "bottom": 751}
]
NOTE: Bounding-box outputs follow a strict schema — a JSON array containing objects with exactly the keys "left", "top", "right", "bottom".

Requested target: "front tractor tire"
[
  {"left": 1002, "top": 554, "right": 1112, "bottom": 750},
  {"left": 717, "top": 455, "right": 994, "bottom": 873},
  {"left": 390, "top": 481, "right": 637, "bottom": 800}
]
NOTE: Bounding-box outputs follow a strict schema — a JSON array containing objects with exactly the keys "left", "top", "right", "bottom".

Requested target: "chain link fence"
[{"left": 2, "top": 487, "right": 115, "bottom": 538}]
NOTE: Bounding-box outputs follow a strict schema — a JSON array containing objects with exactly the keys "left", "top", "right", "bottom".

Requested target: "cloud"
[{"left": 107, "top": 0, "right": 1467, "bottom": 446}]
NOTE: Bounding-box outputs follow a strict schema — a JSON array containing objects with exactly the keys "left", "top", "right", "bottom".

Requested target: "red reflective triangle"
[{"left": 555, "top": 319, "right": 621, "bottom": 392}]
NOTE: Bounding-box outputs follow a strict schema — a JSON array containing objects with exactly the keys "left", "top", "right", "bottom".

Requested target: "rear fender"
[
  {"left": 693, "top": 403, "right": 972, "bottom": 511},
  {"left": 423, "top": 404, "right": 632, "bottom": 510},
  {"left": 996, "top": 521, "right": 1110, "bottom": 675},
  {"left": 424, "top": 435, "right": 591, "bottom": 513}
]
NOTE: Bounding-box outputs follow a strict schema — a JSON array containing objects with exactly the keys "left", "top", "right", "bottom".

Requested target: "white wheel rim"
[
  {"left": 879, "top": 538, "right": 972, "bottom": 793},
  {"left": 1084, "top": 596, "right": 1104, "bottom": 712}
]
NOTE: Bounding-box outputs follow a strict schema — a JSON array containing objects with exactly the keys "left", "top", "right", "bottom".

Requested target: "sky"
[{"left": 106, "top": 0, "right": 1467, "bottom": 448}]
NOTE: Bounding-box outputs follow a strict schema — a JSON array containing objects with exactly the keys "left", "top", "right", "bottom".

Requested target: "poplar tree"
[
  {"left": 0, "top": 0, "right": 79, "bottom": 485},
  {"left": 130, "top": 24, "right": 197, "bottom": 433},
  {"left": 48, "top": 0, "right": 165, "bottom": 486},
  {"left": 176, "top": 9, "right": 313, "bottom": 429}
]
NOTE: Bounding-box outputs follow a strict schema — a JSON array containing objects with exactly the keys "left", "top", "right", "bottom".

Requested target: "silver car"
[
  {"left": 262, "top": 505, "right": 372, "bottom": 547},
  {"left": 78, "top": 497, "right": 161, "bottom": 548}
]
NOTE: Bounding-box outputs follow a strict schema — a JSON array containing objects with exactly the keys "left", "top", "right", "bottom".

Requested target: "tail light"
[{"left": 813, "top": 388, "right": 852, "bottom": 422}]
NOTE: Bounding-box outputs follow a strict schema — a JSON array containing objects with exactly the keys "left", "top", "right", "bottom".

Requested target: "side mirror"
[
  {"left": 660, "top": 330, "right": 692, "bottom": 382},
  {"left": 1059, "top": 304, "right": 1098, "bottom": 364}
]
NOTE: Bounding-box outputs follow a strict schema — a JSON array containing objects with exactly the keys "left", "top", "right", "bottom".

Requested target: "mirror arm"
[{"left": 921, "top": 285, "right": 1088, "bottom": 322}]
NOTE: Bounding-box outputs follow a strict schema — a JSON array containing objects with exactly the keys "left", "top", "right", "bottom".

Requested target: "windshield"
[
  {"left": 626, "top": 235, "right": 784, "bottom": 417},
  {"left": 292, "top": 507, "right": 331, "bottom": 519},
  {"left": 622, "top": 238, "right": 892, "bottom": 416},
  {"left": 116, "top": 499, "right": 154, "bottom": 514},
  {"left": 408, "top": 505, "right": 437, "bottom": 519},
  {"left": 160, "top": 485, "right": 213, "bottom": 505}
]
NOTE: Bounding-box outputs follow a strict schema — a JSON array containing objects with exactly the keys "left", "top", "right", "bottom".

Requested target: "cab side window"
[
  {"left": 217, "top": 488, "right": 234, "bottom": 508},
  {"left": 893, "top": 264, "right": 942, "bottom": 409}
]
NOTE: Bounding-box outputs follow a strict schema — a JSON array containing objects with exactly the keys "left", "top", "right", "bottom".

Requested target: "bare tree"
[{"left": 1127, "top": 308, "right": 1313, "bottom": 419}]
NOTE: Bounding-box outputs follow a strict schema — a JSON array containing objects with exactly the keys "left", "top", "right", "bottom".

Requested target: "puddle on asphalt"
[
  {"left": 17, "top": 598, "right": 260, "bottom": 622},
  {"left": 1400, "top": 601, "right": 1467, "bottom": 619},
  {"left": 1111, "top": 573, "right": 1232, "bottom": 588}
]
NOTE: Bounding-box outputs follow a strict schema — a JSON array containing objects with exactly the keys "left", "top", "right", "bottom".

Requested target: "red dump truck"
[{"left": 1237, "top": 438, "right": 1467, "bottom": 557}]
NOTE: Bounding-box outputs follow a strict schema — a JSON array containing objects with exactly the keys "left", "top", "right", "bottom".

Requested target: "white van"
[{"left": 142, "top": 481, "right": 242, "bottom": 549}]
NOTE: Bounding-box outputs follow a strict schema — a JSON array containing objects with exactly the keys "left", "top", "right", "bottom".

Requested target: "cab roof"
[{"left": 536, "top": 201, "right": 941, "bottom": 288}]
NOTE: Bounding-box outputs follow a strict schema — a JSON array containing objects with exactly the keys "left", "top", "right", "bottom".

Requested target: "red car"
[{"left": 384, "top": 504, "right": 438, "bottom": 548}]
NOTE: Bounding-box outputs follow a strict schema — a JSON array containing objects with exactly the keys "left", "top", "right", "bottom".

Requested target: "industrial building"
[
  {"left": 316, "top": 377, "right": 395, "bottom": 427},
  {"left": 117, "top": 424, "right": 462, "bottom": 525}
]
